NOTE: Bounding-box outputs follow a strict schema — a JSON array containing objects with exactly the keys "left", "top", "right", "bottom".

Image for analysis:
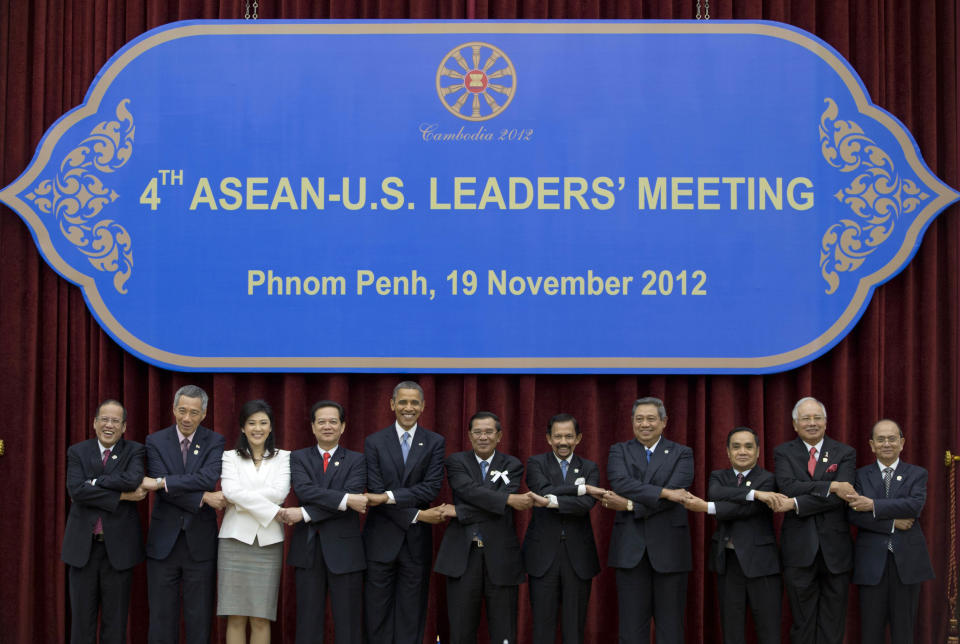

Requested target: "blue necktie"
[
  {"left": 481, "top": 460, "right": 489, "bottom": 481},
  {"left": 646, "top": 448, "right": 653, "bottom": 463},
  {"left": 401, "top": 432, "right": 410, "bottom": 464},
  {"left": 560, "top": 459, "right": 568, "bottom": 480}
]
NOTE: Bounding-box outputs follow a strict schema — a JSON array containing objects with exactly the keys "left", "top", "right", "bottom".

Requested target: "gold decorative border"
[
  {"left": 23, "top": 100, "right": 134, "bottom": 294},
  {"left": 819, "top": 98, "right": 930, "bottom": 294},
  {"left": 0, "top": 22, "right": 957, "bottom": 371}
]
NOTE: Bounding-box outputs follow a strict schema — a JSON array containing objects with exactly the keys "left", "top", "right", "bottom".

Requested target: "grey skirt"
[{"left": 216, "top": 536, "right": 283, "bottom": 620}]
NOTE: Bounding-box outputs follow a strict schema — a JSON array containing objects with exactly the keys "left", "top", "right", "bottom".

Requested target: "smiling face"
[
  {"left": 94, "top": 402, "right": 126, "bottom": 448},
  {"left": 391, "top": 388, "right": 424, "bottom": 431},
  {"left": 793, "top": 399, "right": 827, "bottom": 446},
  {"left": 468, "top": 416, "right": 501, "bottom": 460},
  {"left": 547, "top": 420, "right": 582, "bottom": 460},
  {"left": 312, "top": 406, "right": 345, "bottom": 451},
  {"left": 632, "top": 404, "right": 666, "bottom": 448},
  {"left": 726, "top": 430, "right": 760, "bottom": 472},
  {"left": 174, "top": 395, "right": 206, "bottom": 437},
  {"left": 243, "top": 411, "right": 272, "bottom": 452},
  {"left": 869, "top": 420, "right": 904, "bottom": 467}
]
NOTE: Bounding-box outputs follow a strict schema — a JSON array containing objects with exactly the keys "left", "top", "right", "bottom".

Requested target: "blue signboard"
[{"left": 1, "top": 21, "right": 956, "bottom": 372}]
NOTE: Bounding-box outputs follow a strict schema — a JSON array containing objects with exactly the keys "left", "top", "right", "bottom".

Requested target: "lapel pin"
[
  {"left": 745, "top": 480, "right": 752, "bottom": 487},
  {"left": 334, "top": 461, "right": 340, "bottom": 467},
  {"left": 111, "top": 454, "right": 117, "bottom": 460},
  {"left": 896, "top": 475, "right": 902, "bottom": 481},
  {"left": 418, "top": 442, "right": 424, "bottom": 446},
  {"left": 822, "top": 457, "right": 828, "bottom": 462},
  {"left": 193, "top": 449, "right": 199, "bottom": 455},
  {"left": 664, "top": 449, "right": 669, "bottom": 454},
  {"left": 574, "top": 468, "right": 580, "bottom": 474}
]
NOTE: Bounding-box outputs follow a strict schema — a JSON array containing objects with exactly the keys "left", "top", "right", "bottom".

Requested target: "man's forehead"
[{"left": 394, "top": 389, "right": 423, "bottom": 401}]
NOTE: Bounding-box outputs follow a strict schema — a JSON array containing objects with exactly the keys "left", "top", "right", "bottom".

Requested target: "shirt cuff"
[
  {"left": 301, "top": 506, "right": 312, "bottom": 522},
  {"left": 577, "top": 484, "right": 586, "bottom": 496},
  {"left": 386, "top": 491, "right": 396, "bottom": 504},
  {"left": 338, "top": 494, "right": 348, "bottom": 511},
  {"left": 707, "top": 501, "right": 716, "bottom": 515},
  {"left": 546, "top": 494, "right": 559, "bottom": 508},
  {"left": 745, "top": 490, "right": 755, "bottom": 501}
]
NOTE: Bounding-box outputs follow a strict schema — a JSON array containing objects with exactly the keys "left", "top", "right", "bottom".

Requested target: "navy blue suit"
[
  {"left": 606, "top": 438, "right": 694, "bottom": 644},
  {"left": 145, "top": 425, "right": 225, "bottom": 644},
  {"left": 848, "top": 461, "right": 933, "bottom": 644},
  {"left": 522, "top": 452, "right": 600, "bottom": 644},
  {"left": 362, "top": 425, "right": 445, "bottom": 644},
  {"left": 289, "top": 445, "right": 366, "bottom": 644},
  {"left": 707, "top": 467, "right": 781, "bottom": 644},
  {"left": 62, "top": 438, "right": 145, "bottom": 644},
  {"left": 434, "top": 450, "right": 525, "bottom": 644},
  {"left": 774, "top": 436, "right": 855, "bottom": 644}
]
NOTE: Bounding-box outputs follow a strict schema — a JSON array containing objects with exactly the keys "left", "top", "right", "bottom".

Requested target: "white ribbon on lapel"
[{"left": 490, "top": 470, "right": 510, "bottom": 485}]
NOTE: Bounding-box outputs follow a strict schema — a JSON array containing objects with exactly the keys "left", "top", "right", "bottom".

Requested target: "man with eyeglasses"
[
  {"left": 845, "top": 419, "right": 933, "bottom": 644},
  {"left": 62, "top": 399, "right": 147, "bottom": 644},
  {"left": 601, "top": 396, "right": 694, "bottom": 644},
  {"left": 142, "top": 385, "right": 226, "bottom": 644},
  {"left": 434, "top": 411, "right": 534, "bottom": 644},
  {"left": 773, "top": 396, "right": 856, "bottom": 644}
]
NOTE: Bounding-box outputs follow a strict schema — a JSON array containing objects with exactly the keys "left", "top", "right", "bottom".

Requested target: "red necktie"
[
  {"left": 807, "top": 446, "right": 817, "bottom": 477},
  {"left": 736, "top": 472, "right": 744, "bottom": 486},
  {"left": 323, "top": 452, "right": 330, "bottom": 472},
  {"left": 94, "top": 449, "right": 111, "bottom": 535}
]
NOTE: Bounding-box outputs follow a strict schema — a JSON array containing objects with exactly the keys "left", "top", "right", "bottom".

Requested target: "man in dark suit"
[
  {"left": 141, "top": 384, "right": 226, "bottom": 644},
  {"left": 683, "top": 426, "right": 791, "bottom": 644},
  {"left": 774, "top": 396, "right": 856, "bottom": 644},
  {"left": 434, "top": 411, "right": 531, "bottom": 644},
  {"left": 288, "top": 400, "right": 368, "bottom": 644},
  {"left": 601, "top": 396, "right": 694, "bottom": 644},
  {"left": 363, "top": 381, "right": 446, "bottom": 644},
  {"left": 846, "top": 419, "right": 934, "bottom": 644},
  {"left": 522, "top": 413, "right": 600, "bottom": 644},
  {"left": 62, "top": 399, "right": 148, "bottom": 644}
]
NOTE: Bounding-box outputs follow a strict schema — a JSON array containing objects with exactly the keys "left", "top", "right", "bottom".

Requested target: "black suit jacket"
[
  {"left": 287, "top": 445, "right": 367, "bottom": 574},
  {"left": 848, "top": 461, "right": 934, "bottom": 586},
  {"left": 774, "top": 436, "right": 855, "bottom": 572},
  {"left": 522, "top": 452, "right": 600, "bottom": 580},
  {"left": 606, "top": 438, "right": 694, "bottom": 572},
  {"left": 145, "top": 425, "right": 225, "bottom": 561},
  {"left": 362, "top": 425, "right": 445, "bottom": 563},
  {"left": 62, "top": 438, "right": 145, "bottom": 571},
  {"left": 434, "top": 450, "right": 525, "bottom": 586},
  {"left": 707, "top": 467, "right": 780, "bottom": 578}
]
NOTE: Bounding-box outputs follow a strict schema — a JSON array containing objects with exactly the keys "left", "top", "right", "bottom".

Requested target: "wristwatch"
[
  {"left": 626, "top": 499, "right": 634, "bottom": 511},
  {"left": 155, "top": 477, "right": 164, "bottom": 488}
]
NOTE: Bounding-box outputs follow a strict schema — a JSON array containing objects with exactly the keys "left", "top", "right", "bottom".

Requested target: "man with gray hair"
[
  {"left": 600, "top": 396, "right": 694, "bottom": 644},
  {"left": 773, "top": 396, "right": 856, "bottom": 644},
  {"left": 142, "top": 385, "right": 226, "bottom": 644}
]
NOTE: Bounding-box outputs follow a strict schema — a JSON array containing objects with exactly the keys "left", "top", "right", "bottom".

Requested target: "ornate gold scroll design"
[
  {"left": 24, "top": 100, "right": 135, "bottom": 294},
  {"left": 818, "top": 98, "right": 930, "bottom": 294}
]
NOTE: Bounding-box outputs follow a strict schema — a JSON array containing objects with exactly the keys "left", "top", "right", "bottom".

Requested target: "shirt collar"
[
  {"left": 176, "top": 427, "right": 194, "bottom": 445},
  {"left": 733, "top": 467, "right": 752, "bottom": 477},
  {"left": 97, "top": 440, "right": 114, "bottom": 456},
  {"left": 877, "top": 459, "right": 900, "bottom": 472},
  {"left": 395, "top": 422, "right": 417, "bottom": 441},
  {"left": 317, "top": 444, "right": 339, "bottom": 457},
  {"left": 802, "top": 438, "right": 825, "bottom": 454},
  {"left": 639, "top": 437, "right": 662, "bottom": 454},
  {"left": 553, "top": 453, "right": 572, "bottom": 467},
  {"left": 475, "top": 451, "right": 495, "bottom": 467}
]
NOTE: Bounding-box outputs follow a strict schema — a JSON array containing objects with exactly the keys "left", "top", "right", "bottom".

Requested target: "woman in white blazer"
[{"left": 217, "top": 400, "right": 300, "bottom": 644}]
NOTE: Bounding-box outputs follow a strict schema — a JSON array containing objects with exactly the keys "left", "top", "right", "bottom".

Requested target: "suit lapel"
[
  {"left": 88, "top": 440, "right": 106, "bottom": 475},
  {"left": 101, "top": 439, "right": 121, "bottom": 474},
  {"left": 644, "top": 439, "right": 669, "bottom": 483},
  {"left": 167, "top": 426, "right": 186, "bottom": 474},
  {"left": 627, "top": 439, "right": 648, "bottom": 478},
  {"left": 400, "top": 428, "right": 425, "bottom": 483},
  {"left": 887, "top": 463, "right": 904, "bottom": 496},
  {"left": 184, "top": 428, "right": 204, "bottom": 473},
  {"left": 548, "top": 454, "right": 565, "bottom": 484}
]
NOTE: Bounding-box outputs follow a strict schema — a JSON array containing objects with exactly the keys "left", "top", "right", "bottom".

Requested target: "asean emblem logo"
[{"left": 436, "top": 42, "right": 516, "bottom": 121}]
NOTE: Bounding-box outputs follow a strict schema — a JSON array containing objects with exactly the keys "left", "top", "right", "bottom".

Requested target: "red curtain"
[{"left": 0, "top": 1, "right": 957, "bottom": 642}]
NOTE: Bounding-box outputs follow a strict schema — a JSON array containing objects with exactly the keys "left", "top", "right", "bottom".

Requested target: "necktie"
[
  {"left": 807, "top": 446, "right": 817, "bottom": 477},
  {"left": 736, "top": 472, "right": 744, "bottom": 487},
  {"left": 94, "top": 449, "right": 111, "bottom": 535},
  {"left": 646, "top": 449, "right": 653, "bottom": 463},
  {"left": 181, "top": 437, "right": 190, "bottom": 466},
  {"left": 401, "top": 432, "right": 410, "bottom": 464},
  {"left": 481, "top": 460, "right": 489, "bottom": 481},
  {"left": 883, "top": 467, "right": 895, "bottom": 552},
  {"left": 561, "top": 459, "right": 568, "bottom": 480},
  {"left": 323, "top": 451, "right": 330, "bottom": 472}
]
